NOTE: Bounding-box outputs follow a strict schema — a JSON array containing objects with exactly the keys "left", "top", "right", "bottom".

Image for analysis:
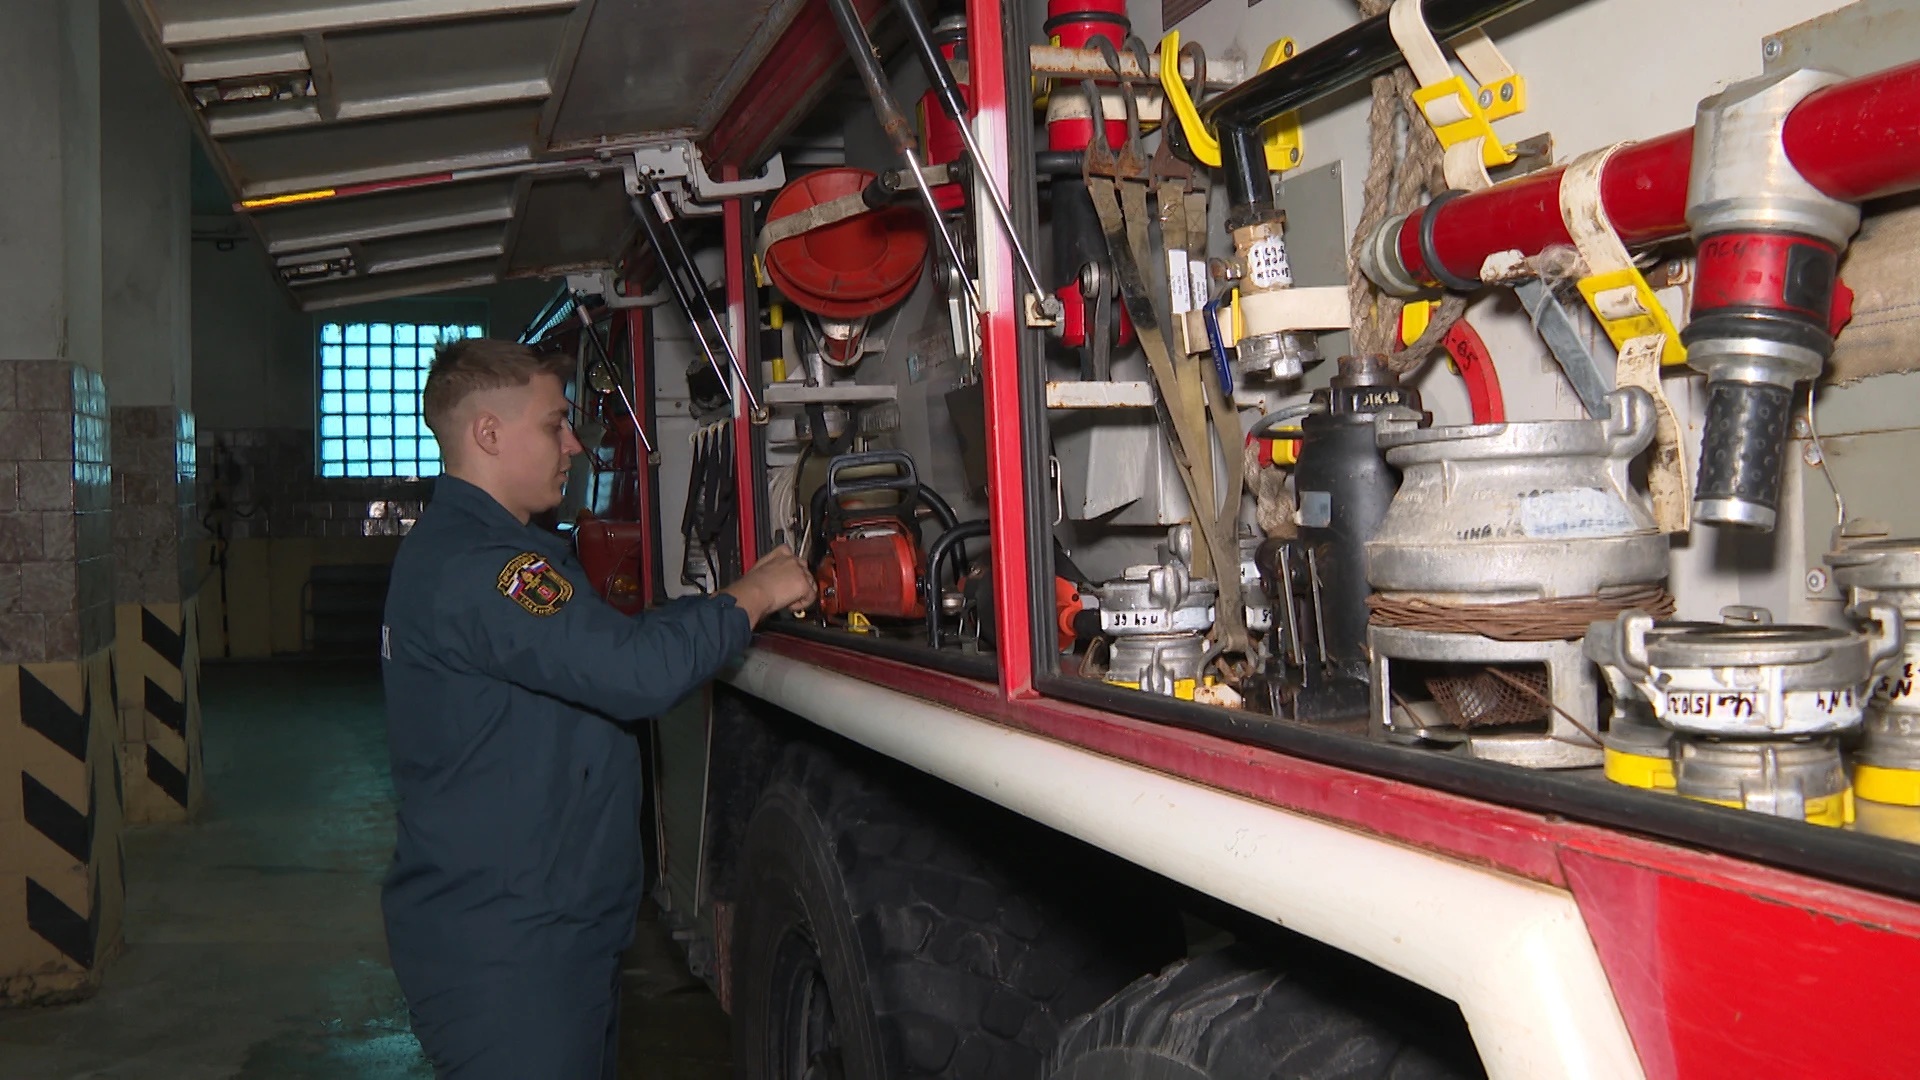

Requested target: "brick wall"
[
  {"left": 0, "top": 362, "right": 114, "bottom": 664},
  {"left": 112, "top": 406, "right": 197, "bottom": 605}
]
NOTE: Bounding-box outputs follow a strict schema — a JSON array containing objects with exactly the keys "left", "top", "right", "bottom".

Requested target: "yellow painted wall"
[{"left": 196, "top": 538, "right": 401, "bottom": 658}]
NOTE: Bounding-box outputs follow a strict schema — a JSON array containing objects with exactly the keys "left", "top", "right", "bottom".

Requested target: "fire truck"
[{"left": 159, "top": 0, "right": 1920, "bottom": 1075}]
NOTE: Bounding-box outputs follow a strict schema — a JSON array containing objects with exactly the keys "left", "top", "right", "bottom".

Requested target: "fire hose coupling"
[
  {"left": 1231, "top": 211, "right": 1314, "bottom": 379},
  {"left": 1684, "top": 68, "right": 1862, "bottom": 531}
]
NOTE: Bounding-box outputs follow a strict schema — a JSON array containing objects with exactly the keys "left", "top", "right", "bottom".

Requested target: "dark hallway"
[{"left": 0, "top": 661, "right": 731, "bottom": 1078}]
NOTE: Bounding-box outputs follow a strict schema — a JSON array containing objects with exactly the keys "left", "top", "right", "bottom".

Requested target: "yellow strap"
[{"left": 1159, "top": 31, "right": 1302, "bottom": 172}]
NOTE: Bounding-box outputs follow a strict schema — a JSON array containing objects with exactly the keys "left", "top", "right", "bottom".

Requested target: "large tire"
[
  {"left": 731, "top": 738, "right": 1182, "bottom": 1080},
  {"left": 1046, "top": 945, "right": 1485, "bottom": 1080}
]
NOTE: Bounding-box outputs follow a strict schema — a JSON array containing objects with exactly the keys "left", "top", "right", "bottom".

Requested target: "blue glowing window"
[{"left": 316, "top": 319, "right": 482, "bottom": 478}]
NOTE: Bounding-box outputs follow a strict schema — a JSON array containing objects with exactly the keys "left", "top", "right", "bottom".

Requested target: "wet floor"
[{"left": 0, "top": 660, "right": 731, "bottom": 1079}]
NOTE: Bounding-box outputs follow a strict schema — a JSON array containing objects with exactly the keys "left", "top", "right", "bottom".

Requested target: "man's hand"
[{"left": 721, "top": 545, "right": 819, "bottom": 627}]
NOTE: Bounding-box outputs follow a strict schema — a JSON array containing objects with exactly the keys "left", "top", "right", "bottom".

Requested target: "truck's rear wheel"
[
  {"left": 731, "top": 739, "right": 1181, "bottom": 1080},
  {"left": 1045, "top": 946, "right": 1483, "bottom": 1080}
]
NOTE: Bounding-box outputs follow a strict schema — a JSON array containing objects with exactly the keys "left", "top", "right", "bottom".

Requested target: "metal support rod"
[
  {"left": 573, "top": 304, "right": 655, "bottom": 455},
  {"left": 634, "top": 181, "right": 766, "bottom": 418},
  {"left": 628, "top": 192, "right": 765, "bottom": 419},
  {"left": 824, "top": 0, "right": 981, "bottom": 313},
  {"left": 891, "top": 0, "right": 1047, "bottom": 300}
]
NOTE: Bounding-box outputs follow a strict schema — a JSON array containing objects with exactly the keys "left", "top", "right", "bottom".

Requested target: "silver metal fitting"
[
  {"left": 1096, "top": 526, "right": 1220, "bottom": 697},
  {"left": 1356, "top": 212, "right": 1425, "bottom": 298},
  {"left": 1605, "top": 606, "right": 1903, "bottom": 737},
  {"left": 1827, "top": 539, "right": 1920, "bottom": 779},
  {"left": 1237, "top": 331, "right": 1316, "bottom": 380},
  {"left": 1688, "top": 68, "right": 1860, "bottom": 248}
]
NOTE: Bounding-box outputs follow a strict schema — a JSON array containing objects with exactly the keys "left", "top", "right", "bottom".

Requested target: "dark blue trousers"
[{"left": 393, "top": 953, "right": 622, "bottom": 1079}]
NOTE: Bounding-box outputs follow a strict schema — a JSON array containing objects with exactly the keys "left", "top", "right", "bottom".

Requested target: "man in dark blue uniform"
[{"left": 381, "top": 338, "right": 814, "bottom": 1078}]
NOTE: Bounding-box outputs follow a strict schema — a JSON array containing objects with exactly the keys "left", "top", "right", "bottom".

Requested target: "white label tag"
[
  {"left": 1246, "top": 238, "right": 1292, "bottom": 289},
  {"left": 1167, "top": 249, "right": 1192, "bottom": 314},
  {"left": 1190, "top": 260, "right": 1211, "bottom": 310},
  {"left": 1660, "top": 691, "right": 1762, "bottom": 723},
  {"left": 1245, "top": 606, "right": 1273, "bottom": 633},
  {"left": 1518, "top": 488, "right": 1638, "bottom": 540},
  {"left": 1103, "top": 609, "right": 1170, "bottom": 632}
]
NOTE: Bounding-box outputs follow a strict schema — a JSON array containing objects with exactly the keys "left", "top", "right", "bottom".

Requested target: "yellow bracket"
[
  {"left": 1410, "top": 74, "right": 1525, "bottom": 169},
  {"left": 1160, "top": 31, "right": 1303, "bottom": 173},
  {"left": 1575, "top": 267, "right": 1690, "bottom": 368}
]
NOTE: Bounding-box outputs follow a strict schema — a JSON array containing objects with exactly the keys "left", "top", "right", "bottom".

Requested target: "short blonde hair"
[{"left": 421, "top": 338, "right": 572, "bottom": 440}]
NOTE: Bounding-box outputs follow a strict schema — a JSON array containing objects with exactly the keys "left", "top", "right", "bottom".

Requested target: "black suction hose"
[{"left": 926, "top": 520, "right": 991, "bottom": 649}]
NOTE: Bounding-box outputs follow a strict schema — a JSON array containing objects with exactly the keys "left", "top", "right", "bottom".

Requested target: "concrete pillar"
[
  {"left": 99, "top": 0, "right": 202, "bottom": 828},
  {"left": 0, "top": 0, "right": 126, "bottom": 1005}
]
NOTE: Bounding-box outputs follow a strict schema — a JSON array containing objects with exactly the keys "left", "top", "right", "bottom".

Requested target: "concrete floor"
[{"left": 0, "top": 660, "right": 731, "bottom": 1079}]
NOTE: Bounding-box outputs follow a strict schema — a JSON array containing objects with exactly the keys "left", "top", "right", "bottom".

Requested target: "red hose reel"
[{"left": 762, "top": 167, "right": 928, "bottom": 322}]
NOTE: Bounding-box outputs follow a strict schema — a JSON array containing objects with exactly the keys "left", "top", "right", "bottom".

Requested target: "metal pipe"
[
  {"left": 926, "top": 520, "right": 991, "bottom": 648},
  {"left": 574, "top": 304, "right": 655, "bottom": 456},
  {"left": 1366, "top": 58, "right": 1920, "bottom": 292},
  {"left": 1199, "top": 0, "right": 1531, "bottom": 222},
  {"left": 824, "top": 0, "right": 982, "bottom": 313},
  {"left": 634, "top": 181, "right": 765, "bottom": 419},
  {"left": 628, "top": 194, "right": 738, "bottom": 410},
  {"left": 1198, "top": 0, "right": 1532, "bottom": 132},
  {"left": 891, "top": 0, "right": 1048, "bottom": 301},
  {"left": 1220, "top": 125, "right": 1275, "bottom": 229}
]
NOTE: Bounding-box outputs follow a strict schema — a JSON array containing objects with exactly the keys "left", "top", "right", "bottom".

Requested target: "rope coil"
[{"left": 1367, "top": 585, "right": 1676, "bottom": 642}]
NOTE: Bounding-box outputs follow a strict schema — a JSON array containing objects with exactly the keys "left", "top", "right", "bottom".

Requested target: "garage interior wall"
[{"left": 188, "top": 157, "right": 553, "bottom": 658}]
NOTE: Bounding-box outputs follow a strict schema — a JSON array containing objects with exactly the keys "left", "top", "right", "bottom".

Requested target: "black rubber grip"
[{"left": 1695, "top": 381, "right": 1793, "bottom": 513}]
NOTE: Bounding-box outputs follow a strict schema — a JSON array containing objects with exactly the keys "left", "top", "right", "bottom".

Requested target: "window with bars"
[{"left": 316, "top": 320, "right": 485, "bottom": 478}]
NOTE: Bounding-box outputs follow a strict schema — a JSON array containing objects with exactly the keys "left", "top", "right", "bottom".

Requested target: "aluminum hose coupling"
[{"left": 1683, "top": 68, "right": 1860, "bottom": 531}]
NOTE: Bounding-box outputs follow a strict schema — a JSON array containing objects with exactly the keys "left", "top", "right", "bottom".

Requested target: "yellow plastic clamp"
[
  {"left": 1410, "top": 73, "right": 1526, "bottom": 170},
  {"left": 1159, "top": 31, "right": 1303, "bottom": 172},
  {"left": 1603, "top": 746, "right": 1676, "bottom": 791},
  {"left": 1690, "top": 787, "right": 1855, "bottom": 828},
  {"left": 1105, "top": 676, "right": 1207, "bottom": 701},
  {"left": 1855, "top": 763, "right": 1920, "bottom": 807},
  {"left": 1575, "top": 267, "right": 1690, "bottom": 368}
]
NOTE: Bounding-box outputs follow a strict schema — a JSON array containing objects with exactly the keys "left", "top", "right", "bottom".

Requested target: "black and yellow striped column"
[
  {"left": 113, "top": 598, "right": 203, "bottom": 824},
  {"left": 0, "top": 652, "right": 125, "bottom": 1004}
]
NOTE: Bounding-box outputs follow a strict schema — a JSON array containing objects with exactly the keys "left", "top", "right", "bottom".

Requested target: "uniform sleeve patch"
[{"left": 497, "top": 552, "right": 574, "bottom": 616}]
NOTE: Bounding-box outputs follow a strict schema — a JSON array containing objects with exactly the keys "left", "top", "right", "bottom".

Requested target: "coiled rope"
[{"left": 1367, "top": 585, "right": 1677, "bottom": 642}]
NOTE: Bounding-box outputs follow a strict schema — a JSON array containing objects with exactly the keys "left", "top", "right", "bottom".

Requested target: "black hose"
[
  {"left": 1200, "top": 0, "right": 1533, "bottom": 224},
  {"left": 926, "top": 520, "right": 991, "bottom": 648},
  {"left": 1035, "top": 150, "right": 1086, "bottom": 176},
  {"left": 916, "top": 484, "right": 960, "bottom": 533},
  {"left": 1198, "top": 0, "right": 1532, "bottom": 132}
]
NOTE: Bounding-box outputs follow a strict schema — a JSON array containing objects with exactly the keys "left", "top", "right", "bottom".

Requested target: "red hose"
[
  {"left": 1442, "top": 318, "right": 1505, "bottom": 424},
  {"left": 1393, "top": 58, "right": 1920, "bottom": 288}
]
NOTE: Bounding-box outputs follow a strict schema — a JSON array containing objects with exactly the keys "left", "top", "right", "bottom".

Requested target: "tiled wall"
[
  {"left": 0, "top": 362, "right": 114, "bottom": 663},
  {"left": 112, "top": 406, "right": 198, "bottom": 604},
  {"left": 198, "top": 428, "right": 426, "bottom": 539}
]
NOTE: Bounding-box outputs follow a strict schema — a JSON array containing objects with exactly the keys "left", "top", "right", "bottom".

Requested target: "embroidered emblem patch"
[{"left": 497, "top": 552, "right": 573, "bottom": 616}]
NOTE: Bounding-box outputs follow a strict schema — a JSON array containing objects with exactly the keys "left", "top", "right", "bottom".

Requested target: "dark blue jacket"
[{"left": 380, "top": 476, "right": 751, "bottom": 966}]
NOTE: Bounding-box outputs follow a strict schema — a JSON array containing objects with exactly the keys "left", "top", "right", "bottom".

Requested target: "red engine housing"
[
  {"left": 574, "top": 518, "right": 649, "bottom": 615},
  {"left": 817, "top": 522, "right": 925, "bottom": 620}
]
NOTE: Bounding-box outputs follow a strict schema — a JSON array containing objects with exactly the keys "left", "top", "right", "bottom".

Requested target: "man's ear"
[{"left": 472, "top": 408, "right": 504, "bottom": 458}]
